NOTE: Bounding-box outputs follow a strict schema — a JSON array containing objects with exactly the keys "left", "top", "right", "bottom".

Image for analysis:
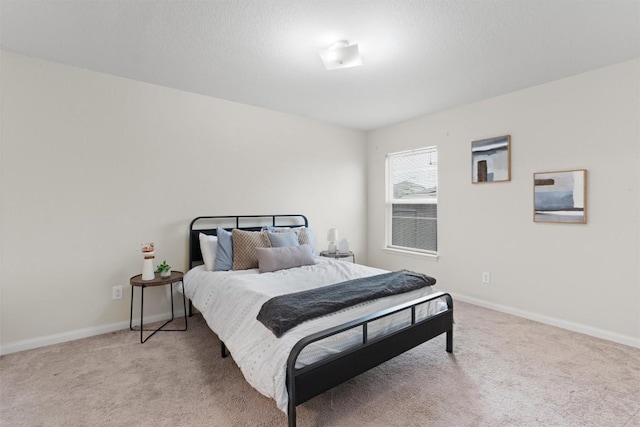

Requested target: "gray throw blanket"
[{"left": 256, "top": 270, "right": 436, "bottom": 337}]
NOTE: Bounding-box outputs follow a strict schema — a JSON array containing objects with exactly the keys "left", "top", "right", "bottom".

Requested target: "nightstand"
[
  {"left": 319, "top": 250, "right": 355, "bottom": 263},
  {"left": 129, "top": 271, "right": 187, "bottom": 343}
]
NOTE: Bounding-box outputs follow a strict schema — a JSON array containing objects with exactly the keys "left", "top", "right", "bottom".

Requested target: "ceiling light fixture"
[{"left": 319, "top": 40, "right": 362, "bottom": 70}]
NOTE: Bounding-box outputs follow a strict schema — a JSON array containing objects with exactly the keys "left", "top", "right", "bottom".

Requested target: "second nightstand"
[{"left": 319, "top": 250, "right": 355, "bottom": 263}]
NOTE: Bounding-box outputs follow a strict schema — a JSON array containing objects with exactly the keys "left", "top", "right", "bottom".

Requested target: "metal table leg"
[{"left": 129, "top": 280, "right": 188, "bottom": 343}]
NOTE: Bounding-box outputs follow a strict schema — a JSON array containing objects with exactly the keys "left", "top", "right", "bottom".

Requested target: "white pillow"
[{"left": 199, "top": 233, "right": 218, "bottom": 271}]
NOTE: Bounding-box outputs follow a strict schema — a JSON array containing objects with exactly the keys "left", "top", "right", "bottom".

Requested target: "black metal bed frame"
[
  {"left": 188, "top": 215, "right": 453, "bottom": 427},
  {"left": 187, "top": 214, "right": 309, "bottom": 317}
]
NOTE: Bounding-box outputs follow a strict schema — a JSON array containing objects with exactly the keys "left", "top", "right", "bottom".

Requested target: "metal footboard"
[{"left": 285, "top": 292, "right": 453, "bottom": 427}]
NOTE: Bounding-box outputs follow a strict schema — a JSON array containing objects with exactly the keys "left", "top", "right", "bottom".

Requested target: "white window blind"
[{"left": 386, "top": 147, "right": 438, "bottom": 254}]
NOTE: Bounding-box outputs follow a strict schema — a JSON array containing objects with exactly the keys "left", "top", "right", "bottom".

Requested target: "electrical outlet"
[
  {"left": 482, "top": 272, "right": 491, "bottom": 284},
  {"left": 112, "top": 285, "right": 123, "bottom": 300}
]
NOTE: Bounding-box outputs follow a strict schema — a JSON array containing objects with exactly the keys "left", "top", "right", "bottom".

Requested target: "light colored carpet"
[{"left": 1, "top": 301, "right": 639, "bottom": 427}]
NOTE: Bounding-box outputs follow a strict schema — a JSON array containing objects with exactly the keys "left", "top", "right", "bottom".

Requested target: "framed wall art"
[
  {"left": 533, "top": 169, "right": 587, "bottom": 224},
  {"left": 471, "top": 135, "right": 511, "bottom": 183}
]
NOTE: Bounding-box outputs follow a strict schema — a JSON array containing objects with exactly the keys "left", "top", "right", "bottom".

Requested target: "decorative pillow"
[
  {"left": 297, "top": 228, "right": 315, "bottom": 252},
  {"left": 199, "top": 233, "right": 218, "bottom": 271},
  {"left": 256, "top": 244, "right": 315, "bottom": 273},
  {"left": 267, "top": 231, "right": 299, "bottom": 248},
  {"left": 214, "top": 227, "right": 233, "bottom": 271},
  {"left": 263, "top": 226, "right": 291, "bottom": 233},
  {"left": 265, "top": 226, "right": 316, "bottom": 254},
  {"left": 232, "top": 229, "right": 271, "bottom": 270}
]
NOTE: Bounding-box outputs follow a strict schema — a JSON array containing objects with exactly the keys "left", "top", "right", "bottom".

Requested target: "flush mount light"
[{"left": 319, "top": 40, "right": 363, "bottom": 70}]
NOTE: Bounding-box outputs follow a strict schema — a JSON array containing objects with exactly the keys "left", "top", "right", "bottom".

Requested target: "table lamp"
[{"left": 327, "top": 228, "right": 338, "bottom": 253}]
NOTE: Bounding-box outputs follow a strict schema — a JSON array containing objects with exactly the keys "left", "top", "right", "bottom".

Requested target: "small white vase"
[
  {"left": 160, "top": 270, "right": 171, "bottom": 278},
  {"left": 338, "top": 238, "right": 350, "bottom": 253},
  {"left": 141, "top": 243, "right": 155, "bottom": 280},
  {"left": 142, "top": 257, "right": 155, "bottom": 280}
]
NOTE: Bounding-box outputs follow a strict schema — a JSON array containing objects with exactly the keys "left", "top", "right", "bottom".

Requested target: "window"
[{"left": 385, "top": 147, "right": 438, "bottom": 254}]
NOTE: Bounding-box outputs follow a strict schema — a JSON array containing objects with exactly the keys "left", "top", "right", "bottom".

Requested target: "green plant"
[{"left": 155, "top": 260, "right": 171, "bottom": 273}]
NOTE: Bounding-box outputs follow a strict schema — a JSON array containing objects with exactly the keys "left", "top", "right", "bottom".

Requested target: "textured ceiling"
[{"left": 1, "top": 0, "right": 639, "bottom": 130}]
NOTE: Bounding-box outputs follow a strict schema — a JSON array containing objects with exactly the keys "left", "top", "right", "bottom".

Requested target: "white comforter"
[{"left": 184, "top": 257, "right": 445, "bottom": 412}]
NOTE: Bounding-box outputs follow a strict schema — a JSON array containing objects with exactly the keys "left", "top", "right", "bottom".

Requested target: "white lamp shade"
[{"left": 327, "top": 228, "right": 339, "bottom": 242}]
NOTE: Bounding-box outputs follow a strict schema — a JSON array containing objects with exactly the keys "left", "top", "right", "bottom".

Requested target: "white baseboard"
[
  {"left": 449, "top": 292, "right": 640, "bottom": 349},
  {"left": 0, "top": 310, "right": 185, "bottom": 356}
]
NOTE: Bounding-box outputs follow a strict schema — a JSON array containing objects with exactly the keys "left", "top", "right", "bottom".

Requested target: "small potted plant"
[{"left": 156, "top": 260, "right": 171, "bottom": 278}]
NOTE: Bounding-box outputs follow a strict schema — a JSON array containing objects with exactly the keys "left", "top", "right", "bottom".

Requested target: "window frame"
[{"left": 385, "top": 146, "right": 438, "bottom": 257}]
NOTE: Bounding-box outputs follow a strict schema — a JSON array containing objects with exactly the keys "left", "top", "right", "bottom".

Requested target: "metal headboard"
[{"left": 188, "top": 214, "right": 309, "bottom": 270}]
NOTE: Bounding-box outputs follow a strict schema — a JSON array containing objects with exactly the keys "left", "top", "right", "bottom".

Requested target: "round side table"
[
  {"left": 319, "top": 250, "right": 355, "bottom": 263},
  {"left": 129, "top": 271, "right": 187, "bottom": 343}
]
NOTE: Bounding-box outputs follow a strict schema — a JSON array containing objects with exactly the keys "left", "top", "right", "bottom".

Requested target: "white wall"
[
  {"left": 0, "top": 50, "right": 367, "bottom": 352},
  {"left": 2, "top": 51, "right": 638, "bottom": 353},
  {"left": 367, "top": 59, "right": 640, "bottom": 347}
]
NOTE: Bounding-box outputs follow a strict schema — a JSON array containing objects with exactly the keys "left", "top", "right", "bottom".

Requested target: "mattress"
[{"left": 184, "top": 257, "right": 446, "bottom": 412}]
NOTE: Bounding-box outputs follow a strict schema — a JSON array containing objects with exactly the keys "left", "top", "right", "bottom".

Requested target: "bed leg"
[
  {"left": 221, "top": 341, "right": 227, "bottom": 358},
  {"left": 288, "top": 400, "right": 296, "bottom": 427},
  {"left": 446, "top": 329, "right": 453, "bottom": 353},
  {"left": 188, "top": 300, "right": 193, "bottom": 317}
]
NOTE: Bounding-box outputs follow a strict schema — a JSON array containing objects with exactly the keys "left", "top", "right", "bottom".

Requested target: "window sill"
[{"left": 382, "top": 247, "right": 439, "bottom": 261}]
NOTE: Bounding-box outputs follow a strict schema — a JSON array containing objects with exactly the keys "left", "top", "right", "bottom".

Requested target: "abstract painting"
[
  {"left": 534, "top": 169, "right": 587, "bottom": 224},
  {"left": 471, "top": 135, "right": 511, "bottom": 183}
]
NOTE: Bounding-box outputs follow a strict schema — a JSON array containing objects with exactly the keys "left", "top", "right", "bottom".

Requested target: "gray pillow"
[
  {"left": 264, "top": 226, "right": 316, "bottom": 254},
  {"left": 267, "top": 231, "right": 299, "bottom": 247},
  {"left": 256, "top": 244, "right": 315, "bottom": 273}
]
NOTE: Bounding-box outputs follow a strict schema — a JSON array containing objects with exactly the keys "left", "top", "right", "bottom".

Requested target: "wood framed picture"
[
  {"left": 471, "top": 135, "right": 511, "bottom": 183},
  {"left": 533, "top": 169, "right": 587, "bottom": 224}
]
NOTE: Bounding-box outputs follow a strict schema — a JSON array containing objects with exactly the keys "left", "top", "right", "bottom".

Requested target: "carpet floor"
[{"left": 1, "top": 301, "right": 639, "bottom": 427}]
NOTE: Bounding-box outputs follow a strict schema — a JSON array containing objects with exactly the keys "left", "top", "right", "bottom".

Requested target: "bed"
[{"left": 184, "top": 215, "right": 453, "bottom": 427}]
